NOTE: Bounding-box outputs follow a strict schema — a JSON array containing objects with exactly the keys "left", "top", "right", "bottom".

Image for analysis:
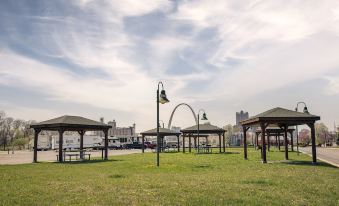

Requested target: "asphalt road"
[{"left": 299, "top": 147, "right": 339, "bottom": 167}]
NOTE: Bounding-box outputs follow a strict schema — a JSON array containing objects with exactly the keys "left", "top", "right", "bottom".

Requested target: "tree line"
[{"left": 0, "top": 111, "right": 36, "bottom": 150}]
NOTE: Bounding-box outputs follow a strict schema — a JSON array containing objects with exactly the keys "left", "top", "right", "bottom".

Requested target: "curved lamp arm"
[
  {"left": 197, "top": 109, "right": 208, "bottom": 121},
  {"left": 295, "top": 102, "right": 309, "bottom": 113}
]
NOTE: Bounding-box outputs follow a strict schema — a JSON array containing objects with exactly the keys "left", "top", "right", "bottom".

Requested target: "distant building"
[
  {"left": 107, "top": 120, "right": 137, "bottom": 143},
  {"left": 236, "top": 110, "right": 249, "bottom": 126},
  {"left": 230, "top": 111, "right": 249, "bottom": 146},
  {"left": 171, "top": 126, "right": 181, "bottom": 133}
]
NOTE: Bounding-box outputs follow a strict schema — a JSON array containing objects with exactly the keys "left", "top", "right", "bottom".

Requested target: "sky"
[{"left": 0, "top": 0, "right": 339, "bottom": 132}]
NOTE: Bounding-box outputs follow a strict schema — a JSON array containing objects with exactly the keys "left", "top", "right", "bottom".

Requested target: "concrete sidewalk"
[
  {"left": 299, "top": 147, "right": 339, "bottom": 167},
  {"left": 0, "top": 149, "right": 146, "bottom": 165}
]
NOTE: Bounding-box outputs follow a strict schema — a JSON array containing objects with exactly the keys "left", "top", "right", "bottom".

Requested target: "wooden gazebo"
[
  {"left": 30, "top": 115, "right": 112, "bottom": 163},
  {"left": 240, "top": 107, "right": 320, "bottom": 164},
  {"left": 255, "top": 127, "right": 295, "bottom": 151},
  {"left": 181, "top": 123, "right": 226, "bottom": 153},
  {"left": 140, "top": 128, "right": 181, "bottom": 153}
]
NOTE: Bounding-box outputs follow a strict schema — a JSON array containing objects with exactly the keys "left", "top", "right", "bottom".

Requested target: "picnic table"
[
  {"left": 56, "top": 149, "right": 91, "bottom": 161},
  {"left": 197, "top": 144, "right": 212, "bottom": 154}
]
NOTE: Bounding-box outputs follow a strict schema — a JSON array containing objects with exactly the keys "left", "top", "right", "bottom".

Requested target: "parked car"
[
  {"left": 124, "top": 142, "right": 144, "bottom": 149},
  {"left": 144, "top": 141, "right": 156, "bottom": 149}
]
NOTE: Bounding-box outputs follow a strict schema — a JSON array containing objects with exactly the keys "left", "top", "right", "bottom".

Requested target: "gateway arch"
[{"left": 167, "top": 103, "right": 197, "bottom": 129}]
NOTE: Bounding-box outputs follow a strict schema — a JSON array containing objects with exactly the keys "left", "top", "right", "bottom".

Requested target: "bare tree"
[
  {"left": 0, "top": 111, "right": 7, "bottom": 150},
  {"left": 223, "top": 124, "right": 234, "bottom": 146}
]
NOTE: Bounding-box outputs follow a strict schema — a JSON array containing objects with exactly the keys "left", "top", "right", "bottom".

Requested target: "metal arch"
[{"left": 167, "top": 103, "right": 198, "bottom": 129}]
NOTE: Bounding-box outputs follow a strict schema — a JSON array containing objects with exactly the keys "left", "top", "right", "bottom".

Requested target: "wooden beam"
[
  {"left": 142, "top": 135, "right": 145, "bottom": 153},
  {"left": 218, "top": 134, "right": 221, "bottom": 153},
  {"left": 289, "top": 131, "right": 294, "bottom": 152},
  {"left": 267, "top": 132, "right": 270, "bottom": 152},
  {"left": 284, "top": 125, "right": 288, "bottom": 160},
  {"left": 189, "top": 134, "right": 192, "bottom": 153},
  {"left": 104, "top": 129, "right": 108, "bottom": 160},
  {"left": 308, "top": 123, "right": 317, "bottom": 164},
  {"left": 78, "top": 130, "right": 85, "bottom": 159},
  {"left": 177, "top": 135, "right": 180, "bottom": 152},
  {"left": 183, "top": 134, "right": 185, "bottom": 153},
  {"left": 58, "top": 129, "right": 64, "bottom": 163},
  {"left": 222, "top": 132, "right": 226, "bottom": 153},
  {"left": 33, "top": 129, "right": 41, "bottom": 163},
  {"left": 243, "top": 127, "right": 248, "bottom": 159},
  {"left": 260, "top": 122, "right": 267, "bottom": 163}
]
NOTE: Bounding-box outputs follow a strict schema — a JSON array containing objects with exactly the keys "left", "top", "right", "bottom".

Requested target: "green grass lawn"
[{"left": 0, "top": 148, "right": 338, "bottom": 206}]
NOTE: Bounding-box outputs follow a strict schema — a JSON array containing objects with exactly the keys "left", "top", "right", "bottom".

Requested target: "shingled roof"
[
  {"left": 140, "top": 127, "right": 181, "bottom": 136},
  {"left": 30, "top": 115, "right": 111, "bottom": 130},
  {"left": 181, "top": 123, "right": 225, "bottom": 134},
  {"left": 240, "top": 107, "right": 320, "bottom": 126}
]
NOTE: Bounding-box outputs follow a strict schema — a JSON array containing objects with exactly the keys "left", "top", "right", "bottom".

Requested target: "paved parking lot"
[{"left": 0, "top": 149, "right": 145, "bottom": 165}]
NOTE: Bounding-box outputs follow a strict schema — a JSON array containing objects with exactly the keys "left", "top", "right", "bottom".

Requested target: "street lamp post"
[
  {"left": 158, "top": 120, "right": 165, "bottom": 128},
  {"left": 295, "top": 102, "right": 309, "bottom": 155},
  {"left": 197, "top": 109, "right": 208, "bottom": 153},
  {"left": 157, "top": 82, "right": 169, "bottom": 167}
]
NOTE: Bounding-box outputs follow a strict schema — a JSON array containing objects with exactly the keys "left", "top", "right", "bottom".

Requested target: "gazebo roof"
[
  {"left": 140, "top": 127, "right": 181, "bottom": 136},
  {"left": 181, "top": 123, "right": 225, "bottom": 134},
  {"left": 240, "top": 107, "right": 320, "bottom": 126},
  {"left": 30, "top": 115, "right": 111, "bottom": 130}
]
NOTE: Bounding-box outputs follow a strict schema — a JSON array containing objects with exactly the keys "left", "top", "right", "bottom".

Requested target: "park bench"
[
  {"left": 56, "top": 150, "right": 91, "bottom": 161},
  {"left": 56, "top": 153, "right": 79, "bottom": 161},
  {"left": 81, "top": 152, "right": 91, "bottom": 160},
  {"left": 197, "top": 144, "right": 212, "bottom": 154}
]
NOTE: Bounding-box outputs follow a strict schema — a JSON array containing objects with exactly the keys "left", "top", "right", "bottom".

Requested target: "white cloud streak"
[{"left": 1, "top": 0, "right": 339, "bottom": 130}]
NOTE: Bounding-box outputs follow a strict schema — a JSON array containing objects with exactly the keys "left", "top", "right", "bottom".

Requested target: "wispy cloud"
[{"left": 0, "top": 0, "right": 339, "bottom": 130}]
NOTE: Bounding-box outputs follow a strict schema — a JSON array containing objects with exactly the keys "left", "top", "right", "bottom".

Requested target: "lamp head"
[
  {"left": 201, "top": 112, "right": 208, "bottom": 120},
  {"left": 303, "top": 106, "right": 309, "bottom": 114},
  {"left": 159, "top": 90, "right": 169, "bottom": 104}
]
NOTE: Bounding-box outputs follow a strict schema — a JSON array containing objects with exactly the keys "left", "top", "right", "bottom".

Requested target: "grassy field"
[{"left": 0, "top": 148, "right": 338, "bottom": 206}]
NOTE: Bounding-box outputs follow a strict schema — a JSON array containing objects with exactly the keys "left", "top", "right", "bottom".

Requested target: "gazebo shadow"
[
  {"left": 280, "top": 160, "right": 337, "bottom": 168},
  {"left": 195, "top": 151, "right": 240, "bottom": 155},
  {"left": 52, "top": 159, "right": 123, "bottom": 164}
]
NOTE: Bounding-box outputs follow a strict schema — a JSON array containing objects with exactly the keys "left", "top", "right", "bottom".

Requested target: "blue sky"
[{"left": 1, "top": 0, "right": 339, "bottom": 132}]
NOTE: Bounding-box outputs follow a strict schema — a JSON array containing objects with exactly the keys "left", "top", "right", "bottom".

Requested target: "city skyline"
[{"left": 1, "top": 1, "right": 339, "bottom": 132}]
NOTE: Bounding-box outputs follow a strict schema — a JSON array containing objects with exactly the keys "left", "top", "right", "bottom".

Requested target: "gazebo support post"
[
  {"left": 78, "top": 130, "right": 85, "bottom": 159},
  {"left": 58, "top": 129, "right": 64, "bottom": 163},
  {"left": 33, "top": 128, "right": 41, "bottom": 163},
  {"left": 275, "top": 135, "right": 278, "bottom": 148},
  {"left": 255, "top": 133, "right": 258, "bottom": 150},
  {"left": 308, "top": 123, "right": 317, "bottom": 164},
  {"left": 163, "top": 137, "right": 166, "bottom": 152},
  {"left": 283, "top": 125, "right": 288, "bottom": 160},
  {"left": 182, "top": 134, "right": 185, "bottom": 153},
  {"left": 194, "top": 137, "right": 197, "bottom": 148},
  {"left": 189, "top": 134, "right": 192, "bottom": 153},
  {"left": 222, "top": 132, "right": 225, "bottom": 153},
  {"left": 278, "top": 133, "right": 281, "bottom": 151},
  {"left": 267, "top": 132, "right": 270, "bottom": 152},
  {"left": 104, "top": 129, "right": 108, "bottom": 160},
  {"left": 290, "top": 131, "right": 294, "bottom": 152},
  {"left": 218, "top": 134, "right": 222, "bottom": 153},
  {"left": 177, "top": 135, "right": 180, "bottom": 152},
  {"left": 142, "top": 135, "right": 145, "bottom": 153},
  {"left": 243, "top": 126, "right": 249, "bottom": 159},
  {"left": 260, "top": 123, "right": 267, "bottom": 163}
]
